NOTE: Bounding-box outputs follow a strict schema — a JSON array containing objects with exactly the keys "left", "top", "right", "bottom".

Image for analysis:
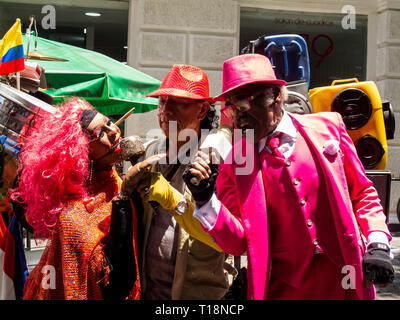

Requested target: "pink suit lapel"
[{"left": 231, "top": 138, "right": 271, "bottom": 300}]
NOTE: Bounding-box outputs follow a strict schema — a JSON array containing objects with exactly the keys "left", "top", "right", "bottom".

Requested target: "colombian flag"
[{"left": 0, "top": 19, "right": 25, "bottom": 75}]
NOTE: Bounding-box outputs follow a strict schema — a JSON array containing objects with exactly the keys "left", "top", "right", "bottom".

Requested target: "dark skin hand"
[
  {"left": 136, "top": 149, "right": 217, "bottom": 203},
  {"left": 187, "top": 150, "right": 218, "bottom": 185}
]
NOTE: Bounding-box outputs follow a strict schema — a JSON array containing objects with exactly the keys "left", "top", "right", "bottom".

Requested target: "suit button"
[
  {"left": 300, "top": 198, "right": 306, "bottom": 206},
  {"left": 307, "top": 219, "right": 313, "bottom": 227},
  {"left": 293, "top": 178, "right": 300, "bottom": 185},
  {"left": 313, "top": 239, "right": 319, "bottom": 246},
  {"left": 285, "top": 159, "right": 292, "bottom": 166}
]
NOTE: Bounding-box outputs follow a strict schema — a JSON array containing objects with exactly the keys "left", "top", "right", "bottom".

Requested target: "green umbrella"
[{"left": 22, "top": 34, "right": 161, "bottom": 115}]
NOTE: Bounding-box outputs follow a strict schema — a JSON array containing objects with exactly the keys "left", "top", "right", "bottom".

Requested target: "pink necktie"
[{"left": 266, "top": 132, "right": 285, "bottom": 159}]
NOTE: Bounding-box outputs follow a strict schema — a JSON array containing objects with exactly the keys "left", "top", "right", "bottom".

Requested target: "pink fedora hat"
[{"left": 214, "top": 54, "right": 286, "bottom": 101}]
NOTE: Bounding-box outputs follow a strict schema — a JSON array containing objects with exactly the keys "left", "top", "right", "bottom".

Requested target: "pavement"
[{"left": 376, "top": 224, "right": 400, "bottom": 300}]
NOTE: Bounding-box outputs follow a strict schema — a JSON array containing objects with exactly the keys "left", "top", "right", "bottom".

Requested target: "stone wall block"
[
  {"left": 138, "top": 67, "right": 171, "bottom": 82},
  {"left": 376, "top": 47, "right": 387, "bottom": 77},
  {"left": 386, "top": 146, "right": 400, "bottom": 175},
  {"left": 377, "top": 79, "right": 400, "bottom": 112},
  {"left": 377, "top": 46, "right": 400, "bottom": 76},
  {"left": 142, "top": 0, "right": 237, "bottom": 32},
  {"left": 140, "top": 32, "right": 186, "bottom": 65},
  {"left": 388, "top": 10, "right": 400, "bottom": 40},
  {"left": 377, "top": 10, "right": 388, "bottom": 44},
  {"left": 391, "top": 112, "right": 400, "bottom": 146},
  {"left": 390, "top": 179, "right": 400, "bottom": 214},
  {"left": 189, "top": 35, "right": 237, "bottom": 68},
  {"left": 203, "top": 69, "right": 224, "bottom": 97},
  {"left": 125, "top": 108, "right": 161, "bottom": 138}
]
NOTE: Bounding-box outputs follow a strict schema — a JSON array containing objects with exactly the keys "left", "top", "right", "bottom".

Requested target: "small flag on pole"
[{"left": 0, "top": 19, "right": 25, "bottom": 75}]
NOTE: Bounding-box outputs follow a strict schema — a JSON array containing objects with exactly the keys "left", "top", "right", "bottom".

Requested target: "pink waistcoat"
[{"left": 259, "top": 131, "right": 345, "bottom": 290}]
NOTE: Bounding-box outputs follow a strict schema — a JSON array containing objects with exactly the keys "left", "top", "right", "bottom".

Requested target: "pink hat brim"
[{"left": 213, "top": 78, "right": 287, "bottom": 101}]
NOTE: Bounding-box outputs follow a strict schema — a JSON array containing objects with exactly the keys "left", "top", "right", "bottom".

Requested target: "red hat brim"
[{"left": 147, "top": 88, "right": 215, "bottom": 103}]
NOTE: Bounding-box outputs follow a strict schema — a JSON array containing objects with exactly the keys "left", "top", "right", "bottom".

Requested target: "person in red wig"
[{"left": 13, "top": 98, "right": 144, "bottom": 300}]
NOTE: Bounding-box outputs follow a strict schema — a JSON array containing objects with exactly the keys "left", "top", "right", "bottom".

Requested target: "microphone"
[
  {"left": 190, "top": 125, "right": 233, "bottom": 185},
  {"left": 120, "top": 135, "right": 145, "bottom": 165}
]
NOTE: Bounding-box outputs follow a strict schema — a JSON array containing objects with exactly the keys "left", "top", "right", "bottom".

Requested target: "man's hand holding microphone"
[{"left": 183, "top": 150, "right": 220, "bottom": 207}]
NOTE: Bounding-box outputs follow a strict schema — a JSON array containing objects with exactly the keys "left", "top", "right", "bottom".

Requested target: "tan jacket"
[{"left": 140, "top": 139, "right": 236, "bottom": 300}]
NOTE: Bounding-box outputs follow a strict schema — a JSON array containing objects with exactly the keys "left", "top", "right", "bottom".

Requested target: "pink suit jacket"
[{"left": 210, "top": 112, "right": 391, "bottom": 300}]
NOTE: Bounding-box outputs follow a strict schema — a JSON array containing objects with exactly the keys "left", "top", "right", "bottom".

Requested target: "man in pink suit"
[{"left": 183, "top": 54, "right": 394, "bottom": 300}]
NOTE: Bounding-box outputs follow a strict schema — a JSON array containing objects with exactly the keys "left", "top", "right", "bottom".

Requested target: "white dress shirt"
[{"left": 257, "top": 111, "right": 298, "bottom": 157}]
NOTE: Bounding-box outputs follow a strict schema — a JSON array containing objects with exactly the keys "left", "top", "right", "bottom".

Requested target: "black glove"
[
  {"left": 101, "top": 198, "right": 136, "bottom": 300},
  {"left": 362, "top": 242, "right": 394, "bottom": 285},
  {"left": 183, "top": 164, "right": 219, "bottom": 204}
]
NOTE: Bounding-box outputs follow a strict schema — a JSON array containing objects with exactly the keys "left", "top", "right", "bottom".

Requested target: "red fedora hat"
[
  {"left": 214, "top": 54, "right": 286, "bottom": 101},
  {"left": 147, "top": 64, "right": 215, "bottom": 103}
]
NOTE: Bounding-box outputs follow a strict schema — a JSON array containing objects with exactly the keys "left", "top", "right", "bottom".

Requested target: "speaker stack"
[
  {"left": 309, "top": 79, "right": 396, "bottom": 222},
  {"left": 309, "top": 78, "right": 394, "bottom": 170}
]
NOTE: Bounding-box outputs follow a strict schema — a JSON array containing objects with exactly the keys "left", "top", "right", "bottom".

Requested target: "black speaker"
[
  {"left": 331, "top": 88, "right": 372, "bottom": 130},
  {"left": 355, "top": 135, "right": 385, "bottom": 170},
  {"left": 382, "top": 100, "right": 395, "bottom": 140},
  {"left": 366, "top": 170, "right": 391, "bottom": 223}
]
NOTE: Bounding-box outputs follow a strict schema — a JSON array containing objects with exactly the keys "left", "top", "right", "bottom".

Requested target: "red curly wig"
[{"left": 13, "top": 98, "right": 94, "bottom": 239}]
